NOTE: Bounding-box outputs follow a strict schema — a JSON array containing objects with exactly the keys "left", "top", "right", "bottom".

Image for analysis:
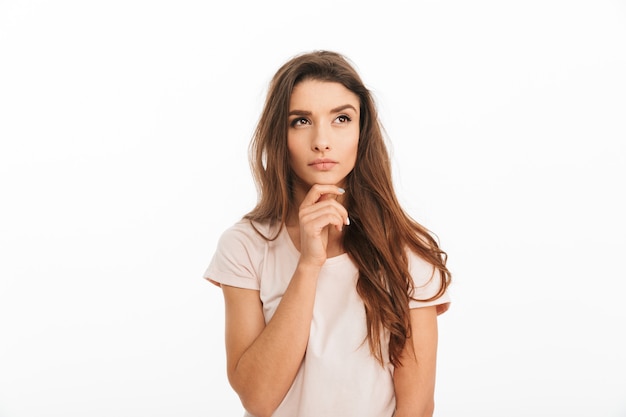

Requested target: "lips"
[{"left": 309, "top": 158, "right": 338, "bottom": 171}]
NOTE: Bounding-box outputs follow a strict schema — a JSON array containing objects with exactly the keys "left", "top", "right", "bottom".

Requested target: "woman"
[{"left": 205, "top": 50, "right": 451, "bottom": 417}]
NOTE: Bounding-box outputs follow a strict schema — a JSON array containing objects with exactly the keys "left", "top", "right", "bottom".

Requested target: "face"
[{"left": 287, "top": 79, "right": 360, "bottom": 192}]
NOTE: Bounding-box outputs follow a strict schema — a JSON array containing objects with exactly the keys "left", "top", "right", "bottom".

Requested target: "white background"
[{"left": 1, "top": 1, "right": 625, "bottom": 416}]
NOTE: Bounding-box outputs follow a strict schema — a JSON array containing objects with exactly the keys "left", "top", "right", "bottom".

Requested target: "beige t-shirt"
[{"left": 205, "top": 220, "right": 450, "bottom": 417}]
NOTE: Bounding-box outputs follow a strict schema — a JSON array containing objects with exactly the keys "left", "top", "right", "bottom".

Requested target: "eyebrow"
[{"left": 288, "top": 104, "right": 358, "bottom": 116}]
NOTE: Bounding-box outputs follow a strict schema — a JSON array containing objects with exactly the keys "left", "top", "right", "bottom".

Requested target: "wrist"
[{"left": 295, "top": 259, "right": 324, "bottom": 275}]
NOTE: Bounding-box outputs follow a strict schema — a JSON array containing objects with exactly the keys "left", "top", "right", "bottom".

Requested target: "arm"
[
  {"left": 393, "top": 305, "right": 440, "bottom": 417},
  {"left": 222, "top": 262, "right": 321, "bottom": 417},
  {"left": 221, "top": 185, "right": 348, "bottom": 417}
]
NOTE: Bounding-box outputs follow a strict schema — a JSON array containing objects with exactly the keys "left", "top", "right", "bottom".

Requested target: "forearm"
[{"left": 230, "top": 262, "right": 321, "bottom": 416}]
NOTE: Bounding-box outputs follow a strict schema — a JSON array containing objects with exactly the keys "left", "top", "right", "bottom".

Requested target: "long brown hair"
[{"left": 245, "top": 50, "right": 451, "bottom": 366}]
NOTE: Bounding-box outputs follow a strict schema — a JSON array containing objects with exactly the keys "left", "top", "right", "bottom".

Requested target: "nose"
[{"left": 312, "top": 124, "right": 331, "bottom": 152}]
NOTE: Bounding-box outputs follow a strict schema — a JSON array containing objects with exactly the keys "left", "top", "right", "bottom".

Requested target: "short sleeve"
[
  {"left": 407, "top": 250, "right": 451, "bottom": 315},
  {"left": 203, "top": 221, "right": 263, "bottom": 290}
]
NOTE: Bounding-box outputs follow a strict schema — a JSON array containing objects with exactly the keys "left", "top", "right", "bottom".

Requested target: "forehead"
[{"left": 289, "top": 80, "right": 359, "bottom": 110}]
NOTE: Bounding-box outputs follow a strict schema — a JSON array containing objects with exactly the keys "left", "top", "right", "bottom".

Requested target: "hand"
[{"left": 297, "top": 184, "right": 349, "bottom": 267}]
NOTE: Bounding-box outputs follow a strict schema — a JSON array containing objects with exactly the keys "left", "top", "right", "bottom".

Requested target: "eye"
[
  {"left": 335, "top": 115, "right": 352, "bottom": 123},
  {"left": 290, "top": 117, "right": 310, "bottom": 127}
]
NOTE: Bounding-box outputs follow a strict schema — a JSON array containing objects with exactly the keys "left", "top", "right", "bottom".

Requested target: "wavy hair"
[{"left": 245, "top": 50, "right": 451, "bottom": 366}]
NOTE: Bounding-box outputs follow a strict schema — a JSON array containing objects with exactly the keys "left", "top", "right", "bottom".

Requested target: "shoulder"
[
  {"left": 217, "top": 219, "right": 276, "bottom": 250},
  {"left": 406, "top": 248, "right": 451, "bottom": 314},
  {"left": 206, "top": 219, "right": 279, "bottom": 289},
  {"left": 213, "top": 219, "right": 286, "bottom": 266},
  {"left": 406, "top": 249, "right": 437, "bottom": 284}
]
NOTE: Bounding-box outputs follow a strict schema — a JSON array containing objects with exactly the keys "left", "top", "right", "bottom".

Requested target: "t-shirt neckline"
[{"left": 279, "top": 224, "right": 351, "bottom": 266}]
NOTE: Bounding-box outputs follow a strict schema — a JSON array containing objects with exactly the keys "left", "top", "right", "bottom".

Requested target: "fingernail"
[
  {"left": 345, "top": 217, "right": 350, "bottom": 226},
  {"left": 338, "top": 187, "right": 345, "bottom": 194}
]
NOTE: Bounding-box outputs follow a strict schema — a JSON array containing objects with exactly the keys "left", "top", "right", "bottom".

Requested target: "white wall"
[{"left": 1, "top": 1, "right": 625, "bottom": 416}]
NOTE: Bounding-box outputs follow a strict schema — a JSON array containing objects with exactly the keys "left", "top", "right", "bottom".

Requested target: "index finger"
[{"left": 301, "top": 184, "right": 346, "bottom": 207}]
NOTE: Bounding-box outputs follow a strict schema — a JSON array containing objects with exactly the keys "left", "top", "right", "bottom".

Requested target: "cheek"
[
  {"left": 287, "top": 133, "right": 303, "bottom": 153},
  {"left": 286, "top": 140, "right": 306, "bottom": 169},
  {"left": 347, "top": 132, "right": 360, "bottom": 158},
  {"left": 286, "top": 143, "right": 298, "bottom": 161},
  {"left": 286, "top": 138, "right": 297, "bottom": 159}
]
